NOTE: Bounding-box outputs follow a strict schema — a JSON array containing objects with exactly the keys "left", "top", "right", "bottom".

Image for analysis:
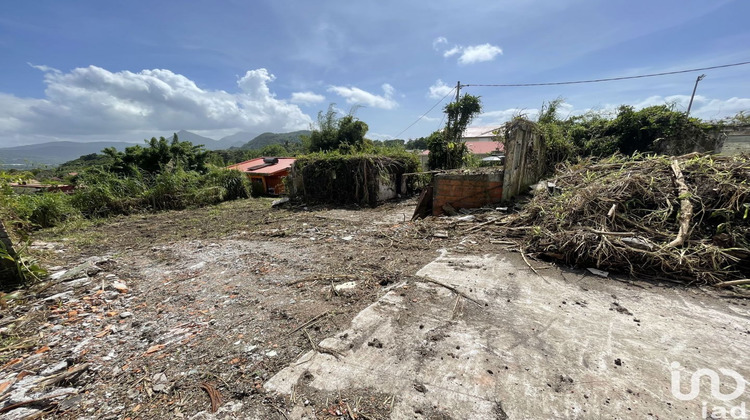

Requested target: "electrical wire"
[
  {"left": 463, "top": 60, "right": 750, "bottom": 88},
  {"left": 394, "top": 87, "right": 455, "bottom": 138},
  {"left": 393, "top": 60, "right": 749, "bottom": 138}
]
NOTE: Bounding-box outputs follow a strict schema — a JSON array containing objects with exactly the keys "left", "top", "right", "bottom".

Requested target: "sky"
[{"left": 1, "top": 0, "right": 749, "bottom": 147}]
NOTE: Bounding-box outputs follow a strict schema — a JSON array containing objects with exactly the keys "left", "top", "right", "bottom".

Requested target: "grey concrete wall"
[{"left": 721, "top": 125, "right": 750, "bottom": 155}]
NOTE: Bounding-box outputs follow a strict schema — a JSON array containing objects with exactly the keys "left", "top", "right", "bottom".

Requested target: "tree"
[
  {"left": 102, "top": 133, "right": 209, "bottom": 175},
  {"left": 427, "top": 94, "right": 482, "bottom": 169},
  {"left": 307, "top": 104, "right": 371, "bottom": 153},
  {"left": 259, "top": 144, "right": 288, "bottom": 157},
  {"left": 405, "top": 137, "right": 428, "bottom": 150}
]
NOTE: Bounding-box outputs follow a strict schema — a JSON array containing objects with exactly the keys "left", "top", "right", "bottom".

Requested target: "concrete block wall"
[{"left": 432, "top": 172, "right": 503, "bottom": 216}]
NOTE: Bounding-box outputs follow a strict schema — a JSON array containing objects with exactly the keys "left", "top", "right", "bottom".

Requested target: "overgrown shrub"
[
  {"left": 203, "top": 168, "right": 250, "bottom": 201},
  {"left": 71, "top": 169, "right": 148, "bottom": 217},
  {"left": 292, "top": 151, "right": 420, "bottom": 206}
]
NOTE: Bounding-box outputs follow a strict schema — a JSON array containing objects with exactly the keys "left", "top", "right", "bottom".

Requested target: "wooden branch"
[
  {"left": 667, "top": 159, "right": 694, "bottom": 248},
  {"left": 200, "top": 382, "right": 223, "bottom": 413},
  {"left": 288, "top": 311, "right": 329, "bottom": 336},
  {"left": 713, "top": 279, "right": 750, "bottom": 288},
  {"left": 466, "top": 218, "right": 498, "bottom": 232},
  {"left": 288, "top": 275, "right": 358, "bottom": 286},
  {"left": 416, "top": 276, "right": 485, "bottom": 306},
  {"left": 585, "top": 228, "right": 637, "bottom": 237},
  {"left": 36, "top": 363, "right": 89, "bottom": 389},
  {"left": 0, "top": 391, "right": 76, "bottom": 414}
]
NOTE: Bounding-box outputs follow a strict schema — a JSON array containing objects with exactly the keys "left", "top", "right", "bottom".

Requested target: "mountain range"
[{"left": 0, "top": 130, "right": 309, "bottom": 168}]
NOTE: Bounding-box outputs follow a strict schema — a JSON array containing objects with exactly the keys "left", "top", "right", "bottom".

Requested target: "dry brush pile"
[{"left": 509, "top": 153, "right": 750, "bottom": 284}]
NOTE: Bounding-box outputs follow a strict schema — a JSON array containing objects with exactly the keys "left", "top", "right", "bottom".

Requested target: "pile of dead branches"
[{"left": 508, "top": 153, "right": 750, "bottom": 284}]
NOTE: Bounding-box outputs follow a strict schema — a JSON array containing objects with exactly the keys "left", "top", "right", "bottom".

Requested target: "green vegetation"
[
  {"left": 239, "top": 130, "right": 310, "bottom": 152},
  {"left": 305, "top": 105, "right": 373, "bottom": 153},
  {"left": 535, "top": 98, "right": 725, "bottom": 173},
  {"left": 293, "top": 151, "right": 420, "bottom": 206},
  {"left": 0, "top": 134, "right": 252, "bottom": 246},
  {"left": 427, "top": 94, "right": 483, "bottom": 169},
  {"left": 1, "top": 242, "right": 47, "bottom": 288}
]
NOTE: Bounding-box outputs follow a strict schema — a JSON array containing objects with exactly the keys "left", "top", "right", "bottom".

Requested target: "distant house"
[
  {"left": 419, "top": 126, "right": 504, "bottom": 169},
  {"left": 8, "top": 180, "right": 75, "bottom": 194},
  {"left": 227, "top": 157, "right": 295, "bottom": 195},
  {"left": 462, "top": 126, "right": 503, "bottom": 142}
]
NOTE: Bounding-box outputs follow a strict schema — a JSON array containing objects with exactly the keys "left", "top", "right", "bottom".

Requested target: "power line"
[
  {"left": 463, "top": 60, "right": 750, "bottom": 88},
  {"left": 393, "top": 60, "right": 749, "bottom": 138},
  {"left": 394, "top": 87, "right": 455, "bottom": 139}
]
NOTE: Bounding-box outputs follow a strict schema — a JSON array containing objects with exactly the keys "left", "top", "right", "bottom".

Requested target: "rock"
[
  {"left": 111, "top": 281, "right": 128, "bottom": 293},
  {"left": 621, "top": 236, "right": 655, "bottom": 251},
  {"left": 341, "top": 236, "right": 354, "bottom": 241},
  {"left": 40, "top": 360, "right": 69, "bottom": 376},
  {"left": 3, "top": 407, "right": 43, "bottom": 420},
  {"left": 586, "top": 268, "right": 609, "bottom": 278},
  {"left": 188, "top": 261, "right": 206, "bottom": 270},
  {"left": 67, "top": 277, "right": 92, "bottom": 288},
  {"left": 334, "top": 281, "right": 358, "bottom": 292},
  {"left": 119, "top": 312, "right": 133, "bottom": 319},
  {"left": 442, "top": 203, "right": 458, "bottom": 216},
  {"left": 52, "top": 260, "right": 104, "bottom": 282},
  {"left": 152, "top": 372, "right": 170, "bottom": 393}
]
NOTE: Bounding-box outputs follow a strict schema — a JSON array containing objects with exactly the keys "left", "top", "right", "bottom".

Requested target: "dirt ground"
[
  {"left": 2, "top": 197, "right": 748, "bottom": 419},
  {"left": 0, "top": 197, "right": 511, "bottom": 419}
]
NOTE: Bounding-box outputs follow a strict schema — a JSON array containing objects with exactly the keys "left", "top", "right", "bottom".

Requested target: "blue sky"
[{"left": 1, "top": 0, "right": 749, "bottom": 146}]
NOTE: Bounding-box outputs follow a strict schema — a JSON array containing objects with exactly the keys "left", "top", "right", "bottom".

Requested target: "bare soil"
[{"left": 0, "top": 197, "right": 508, "bottom": 419}]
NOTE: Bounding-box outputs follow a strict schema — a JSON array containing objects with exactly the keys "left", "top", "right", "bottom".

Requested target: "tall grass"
[{"left": 1, "top": 166, "right": 253, "bottom": 231}]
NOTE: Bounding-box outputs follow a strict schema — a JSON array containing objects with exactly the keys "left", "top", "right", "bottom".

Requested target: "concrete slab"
[{"left": 266, "top": 250, "right": 750, "bottom": 419}]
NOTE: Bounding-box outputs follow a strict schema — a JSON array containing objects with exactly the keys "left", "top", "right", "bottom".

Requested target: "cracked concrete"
[{"left": 266, "top": 249, "right": 750, "bottom": 419}]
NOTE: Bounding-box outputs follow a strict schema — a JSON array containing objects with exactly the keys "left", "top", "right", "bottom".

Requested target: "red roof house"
[{"left": 227, "top": 157, "right": 296, "bottom": 195}]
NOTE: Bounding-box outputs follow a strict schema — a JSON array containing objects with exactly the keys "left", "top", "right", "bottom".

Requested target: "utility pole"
[
  {"left": 686, "top": 74, "right": 706, "bottom": 117},
  {"left": 455, "top": 81, "right": 461, "bottom": 103}
]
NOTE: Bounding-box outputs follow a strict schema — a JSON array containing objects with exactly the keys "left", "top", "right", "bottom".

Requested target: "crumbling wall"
[
  {"left": 432, "top": 172, "right": 503, "bottom": 216},
  {"left": 721, "top": 125, "right": 750, "bottom": 155},
  {"left": 502, "top": 119, "right": 545, "bottom": 201},
  {"left": 289, "top": 155, "right": 419, "bottom": 207}
]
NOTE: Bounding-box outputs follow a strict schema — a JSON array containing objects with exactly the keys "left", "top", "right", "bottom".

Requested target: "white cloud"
[
  {"left": 476, "top": 108, "right": 539, "bottom": 126},
  {"left": 0, "top": 65, "right": 312, "bottom": 145},
  {"left": 433, "top": 38, "right": 503, "bottom": 65},
  {"left": 327, "top": 83, "right": 398, "bottom": 109},
  {"left": 368, "top": 132, "right": 395, "bottom": 141},
  {"left": 621, "top": 94, "right": 750, "bottom": 121},
  {"left": 476, "top": 95, "right": 750, "bottom": 127},
  {"left": 427, "top": 79, "right": 454, "bottom": 99},
  {"left": 432, "top": 36, "right": 448, "bottom": 51},
  {"left": 27, "top": 63, "right": 61, "bottom": 74},
  {"left": 443, "top": 46, "right": 461, "bottom": 58},
  {"left": 458, "top": 44, "right": 503, "bottom": 64},
  {"left": 290, "top": 91, "right": 326, "bottom": 105}
]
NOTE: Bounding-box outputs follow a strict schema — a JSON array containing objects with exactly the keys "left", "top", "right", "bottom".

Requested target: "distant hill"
[
  {"left": 172, "top": 130, "right": 216, "bottom": 149},
  {"left": 0, "top": 141, "right": 135, "bottom": 168},
  {"left": 239, "top": 130, "right": 310, "bottom": 150},
  {"left": 217, "top": 132, "right": 259, "bottom": 149},
  {"left": 172, "top": 130, "right": 257, "bottom": 150}
]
